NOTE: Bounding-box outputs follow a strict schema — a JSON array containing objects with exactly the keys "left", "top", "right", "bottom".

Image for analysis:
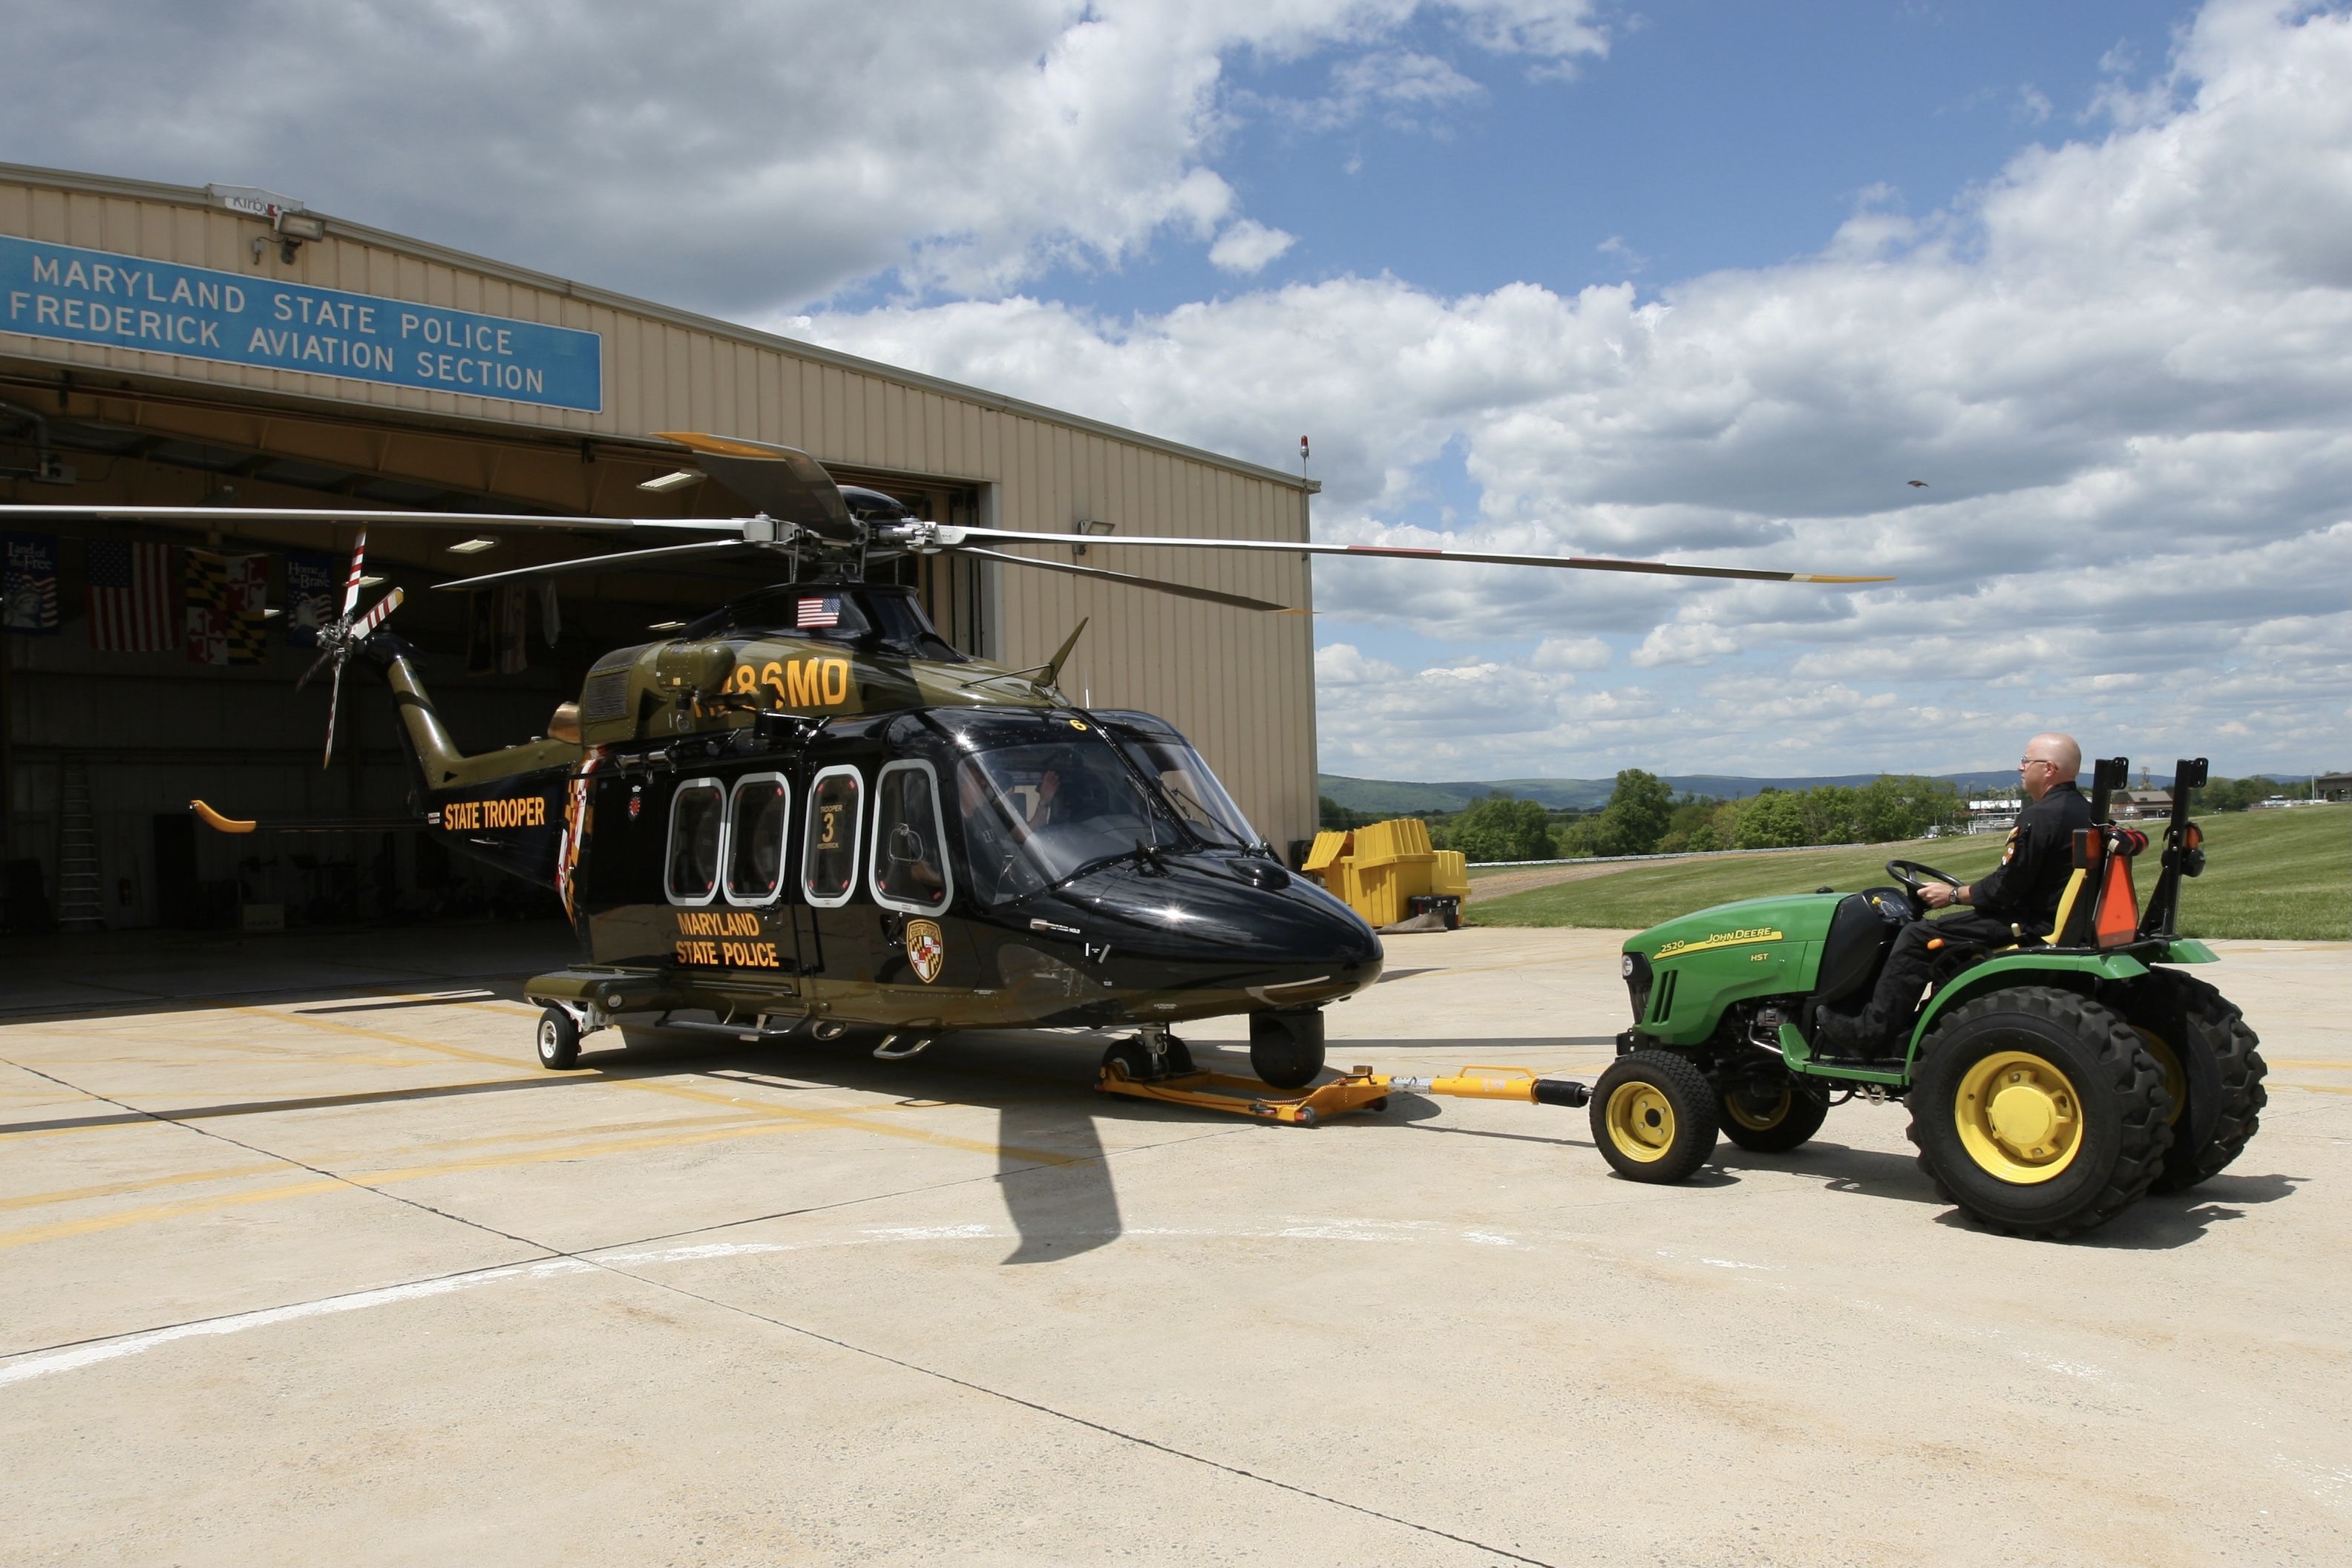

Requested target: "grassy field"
[{"left": 1467, "top": 805, "right": 2351, "bottom": 941}]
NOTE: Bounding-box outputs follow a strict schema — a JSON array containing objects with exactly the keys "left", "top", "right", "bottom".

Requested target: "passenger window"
[
  {"left": 872, "top": 761, "right": 951, "bottom": 914},
  {"left": 665, "top": 778, "right": 724, "bottom": 906},
  {"left": 725, "top": 774, "right": 790, "bottom": 905},
  {"left": 804, "top": 767, "right": 864, "bottom": 908}
]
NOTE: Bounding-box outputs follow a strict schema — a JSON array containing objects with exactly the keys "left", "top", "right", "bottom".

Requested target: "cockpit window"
[
  {"left": 1114, "top": 735, "right": 1257, "bottom": 850},
  {"left": 871, "top": 761, "right": 951, "bottom": 914},
  {"left": 954, "top": 735, "right": 1185, "bottom": 904}
]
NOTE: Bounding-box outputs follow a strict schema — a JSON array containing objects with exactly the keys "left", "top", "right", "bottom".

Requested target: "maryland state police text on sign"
[{"left": 1, "top": 237, "right": 602, "bottom": 413}]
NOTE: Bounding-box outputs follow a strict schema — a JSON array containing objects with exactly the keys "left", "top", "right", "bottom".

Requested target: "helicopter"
[{"left": 7, "top": 432, "right": 1889, "bottom": 1089}]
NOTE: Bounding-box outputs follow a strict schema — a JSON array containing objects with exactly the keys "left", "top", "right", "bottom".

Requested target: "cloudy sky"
[{"left": 5, "top": 0, "right": 2345, "bottom": 779}]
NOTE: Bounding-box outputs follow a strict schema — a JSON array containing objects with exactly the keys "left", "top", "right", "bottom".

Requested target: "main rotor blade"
[
  {"left": 951, "top": 545, "right": 1295, "bottom": 612},
  {"left": 0, "top": 504, "right": 733, "bottom": 532},
  {"left": 949, "top": 527, "right": 1893, "bottom": 584},
  {"left": 652, "top": 433, "right": 856, "bottom": 541},
  {"left": 434, "top": 539, "right": 764, "bottom": 591},
  {"left": 295, "top": 644, "right": 334, "bottom": 692}
]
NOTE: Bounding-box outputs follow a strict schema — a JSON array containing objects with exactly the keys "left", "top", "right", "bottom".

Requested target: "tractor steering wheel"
[{"left": 1885, "top": 859, "right": 1962, "bottom": 914}]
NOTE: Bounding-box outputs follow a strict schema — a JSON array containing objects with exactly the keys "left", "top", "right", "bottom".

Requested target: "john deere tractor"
[{"left": 1596, "top": 758, "right": 2266, "bottom": 1237}]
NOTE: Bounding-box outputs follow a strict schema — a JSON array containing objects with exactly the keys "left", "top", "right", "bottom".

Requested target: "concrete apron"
[{"left": 1, "top": 922, "right": 2346, "bottom": 1564}]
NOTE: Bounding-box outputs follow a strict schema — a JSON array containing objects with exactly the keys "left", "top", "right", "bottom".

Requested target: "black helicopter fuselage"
[{"left": 378, "top": 583, "right": 1381, "bottom": 1037}]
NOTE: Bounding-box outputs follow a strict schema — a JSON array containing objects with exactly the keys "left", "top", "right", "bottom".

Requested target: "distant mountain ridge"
[{"left": 1317, "top": 770, "right": 2046, "bottom": 813}]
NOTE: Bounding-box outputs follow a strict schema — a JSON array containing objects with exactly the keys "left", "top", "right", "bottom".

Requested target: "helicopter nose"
[{"left": 1055, "top": 861, "right": 1383, "bottom": 993}]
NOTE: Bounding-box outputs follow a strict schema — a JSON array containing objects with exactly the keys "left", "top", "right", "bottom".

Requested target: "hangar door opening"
[{"left": 0, "top": 383, "right": 986, "bottom": 935}]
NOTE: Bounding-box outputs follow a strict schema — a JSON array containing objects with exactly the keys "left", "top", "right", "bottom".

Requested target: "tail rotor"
[{"left": 301, "top": 529, "right": 404, "bottom": 767}]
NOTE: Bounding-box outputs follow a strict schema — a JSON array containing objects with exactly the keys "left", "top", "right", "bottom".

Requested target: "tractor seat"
[{"left": 1812, "top": 888, "right": 1910, "bottom": 1008}]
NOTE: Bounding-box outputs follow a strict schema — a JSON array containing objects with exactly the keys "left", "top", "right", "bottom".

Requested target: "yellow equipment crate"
[{"left": 1303, "top": 818, "right": 1464, "bottom": 928}]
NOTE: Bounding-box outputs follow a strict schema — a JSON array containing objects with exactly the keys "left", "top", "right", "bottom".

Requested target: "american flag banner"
[
  {"left": 284, "top": 551, "right": 338, "bottom": 647},
  {"left": 2, "top": 531, "right": 60, "bottom": 635},
  {"left": 86, "top": 539, "right": 176, "bottom": 652},
  {"left": 796, "top": 595, "right": 840, "bottom": 629}
]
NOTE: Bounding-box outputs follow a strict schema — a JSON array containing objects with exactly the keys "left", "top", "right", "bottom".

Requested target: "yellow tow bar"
[{"left": 1096, "top": 1062, "right": 1590, "bottom": 1126}]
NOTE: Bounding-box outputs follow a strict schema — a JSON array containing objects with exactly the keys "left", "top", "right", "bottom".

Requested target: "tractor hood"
[{"left": 1625, "top": 892, "right": 1842, "bottom": 964}]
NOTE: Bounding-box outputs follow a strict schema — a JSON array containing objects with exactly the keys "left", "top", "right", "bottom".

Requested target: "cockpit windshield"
[
  {"left": 1109, "top": 733, "right": 1257, "bottom": 850},
  {"left": 954, "top": 738, "right": 1186, "bottom": 905}
]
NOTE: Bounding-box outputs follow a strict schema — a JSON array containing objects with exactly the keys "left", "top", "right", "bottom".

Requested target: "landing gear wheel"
[
  {"left": 1906, "top": 985, "right": 2170, "bottom": 1238},
  {"left": 1249, "top": 1010, "right": 1326, "bottom": 1089},
  {"left": 2117, "top": 970, "right": 2267, "bottom": 1193},
  {"left": 535, "top": 1007, "right": 581, "bottom": 1071},
  {"left": 1590, "top": 1051, "right": 1719, "bottom": 1183},
  {"left": 1719, "top": 1075, "right": 1829, "bottom": 1153}
]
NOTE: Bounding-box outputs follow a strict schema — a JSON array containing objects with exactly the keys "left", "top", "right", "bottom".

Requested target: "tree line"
[{"left": 1320, "top": 768, "right": 2327, "bottom": 865}]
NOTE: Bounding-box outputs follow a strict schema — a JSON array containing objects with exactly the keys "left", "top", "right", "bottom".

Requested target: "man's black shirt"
[{"left": 1969, "top": 781, "right": 2093, "bottom": 935}]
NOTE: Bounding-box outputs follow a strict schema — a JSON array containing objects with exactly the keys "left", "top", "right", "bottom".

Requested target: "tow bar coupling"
[{"left": 1096, "top": 1060, "right": 1590, "bottom": 1125}]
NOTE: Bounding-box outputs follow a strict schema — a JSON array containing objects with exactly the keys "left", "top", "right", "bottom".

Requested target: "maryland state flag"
[{"left": 186, "top": 552, "right": 269, "bottom": 665}]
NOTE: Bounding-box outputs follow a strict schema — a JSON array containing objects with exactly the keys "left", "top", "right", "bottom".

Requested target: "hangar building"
[{"left": 0, "top": 163, "right": 1318, "bottom": 934}]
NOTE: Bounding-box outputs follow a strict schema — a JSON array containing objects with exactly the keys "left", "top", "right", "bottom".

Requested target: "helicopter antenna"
[{"left": 1041, "top": 617, "right": 1089, "bottom": 689}]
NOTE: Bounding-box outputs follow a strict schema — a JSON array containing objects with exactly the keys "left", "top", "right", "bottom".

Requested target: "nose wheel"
[{"left": 1101, "top": 1024, "right": 1196, "bottom": 1083}]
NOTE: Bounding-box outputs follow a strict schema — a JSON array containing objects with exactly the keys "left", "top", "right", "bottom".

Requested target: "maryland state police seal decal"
[{"left": 905, "top": 918, "right": 945, "bottom": 984}]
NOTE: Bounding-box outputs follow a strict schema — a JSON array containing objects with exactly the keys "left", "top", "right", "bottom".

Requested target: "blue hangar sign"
[{"left": 0, "top": 236, "right": 603, "bottom": 413}]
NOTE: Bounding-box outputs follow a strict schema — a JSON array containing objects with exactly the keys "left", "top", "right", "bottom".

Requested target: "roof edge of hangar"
[{"left": 0, "top": 159, "right": 1321, "bottom": 498}]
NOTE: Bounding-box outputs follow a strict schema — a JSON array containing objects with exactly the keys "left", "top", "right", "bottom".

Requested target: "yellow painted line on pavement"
[
  {"left": 0, "top": 1113, "right": 842, "bottom": 1253},
  {"left": 2289, "top": 1083, "right": 2352, "bottom": 1096},
  {"left": 2265, "top": 1059, "right": 2349, "bottom": 1070},
  {"left": 0, "top": 1162, "right": 286, "bottom": 1213}
]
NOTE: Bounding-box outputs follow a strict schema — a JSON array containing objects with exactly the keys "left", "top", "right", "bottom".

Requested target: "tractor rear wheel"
[
  {"left": 2117, "top": 971, "right": 2267, "bottom": 1193},
  {"left": 1591, "top": 1052, "right": 1719, "bottom": 1183},
  {"left": 1720, "top": 1075, "right": 1830, "bottom": 1154},
  {"left": 1907, "top": 985, "right": 2169, "bottom": 1238}
]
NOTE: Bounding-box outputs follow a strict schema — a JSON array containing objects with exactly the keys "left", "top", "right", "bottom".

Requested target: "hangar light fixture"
[
  {"left": 646, "top": 620, "right": 687, "bottom": 632},
  {"left": 355, "top": 574, "right": 384, "bottom": 588},
  {"left": 1072, "top": 518, "right": 1116, "bottom": 557},
  {"left": 446, "top": 537, "right": 500, "bottom": 555},
  {"left": 638, "top": 469, "right": 707, "bottom": 494}
]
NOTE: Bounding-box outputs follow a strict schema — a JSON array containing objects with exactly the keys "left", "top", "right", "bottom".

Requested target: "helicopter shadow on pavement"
[{"left": 614, "top": 1025, "right": 1303, "bottom": 1267}]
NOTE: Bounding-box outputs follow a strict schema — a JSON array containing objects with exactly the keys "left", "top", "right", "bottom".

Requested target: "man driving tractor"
[{"left": 1815, "top": 731, "right": 2094, "bottom": 1059}]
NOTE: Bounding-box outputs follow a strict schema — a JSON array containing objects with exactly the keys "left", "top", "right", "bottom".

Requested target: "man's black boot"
[{"left": 1814, "top": 1003, "right": 1894, "bottom": 1061}]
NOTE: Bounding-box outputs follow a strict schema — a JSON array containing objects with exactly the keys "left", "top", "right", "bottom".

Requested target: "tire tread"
[{"left": 1904, "top": 985, "right": 2169, "bottom": 1239}]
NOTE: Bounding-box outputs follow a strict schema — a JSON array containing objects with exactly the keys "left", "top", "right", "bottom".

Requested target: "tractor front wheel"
[
  {"left": 1907, "top": 986, "right": 2169, "bottom": 1238},
  {"left": 1720, "top": 1075, "right": 1829, "bottom": 1154},
  {"left": 1591, "top": 1052, "right": 1719, "bottom": 1183},
  {"left": 2117, "top": 971, "right": 2267, "bottom": 1193}
]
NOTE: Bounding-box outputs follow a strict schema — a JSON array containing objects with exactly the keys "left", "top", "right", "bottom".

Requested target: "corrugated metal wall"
[{"left": 0, "top": 166, "right": 1318, "bottom": 853}]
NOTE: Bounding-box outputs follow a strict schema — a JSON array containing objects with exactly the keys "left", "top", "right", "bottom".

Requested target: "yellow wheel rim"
[
  {"left": 1605, "top": 1080, "right": 1678, "bottom": 1162},
  {"left": 2134, "top": 1028, "right": 2186, "bottom": 1126},
  {"left": 1955, "top": 1050, "right": 2085, "bottom": 1184},
  {"left": 1726, "top": 1083, "right": 1792, "bottom": 1131}
]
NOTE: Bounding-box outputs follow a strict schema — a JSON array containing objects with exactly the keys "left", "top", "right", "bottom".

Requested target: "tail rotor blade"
[
  {"left": 350, "top": 586, "right": 404, "bottom": 640},
  {"left": 341, "top": 528, "right": 369, "bottom": 616},
  {"left": 322, "top": 659, "right": 344, "bottom": 770},
  {"left": 295, "top": 646, "right": 334, "bottom": 692}
]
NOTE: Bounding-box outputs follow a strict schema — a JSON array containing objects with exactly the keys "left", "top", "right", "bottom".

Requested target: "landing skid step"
[{"left": 1096, "top": 1062, "right": 1590, "bottom": 1126}]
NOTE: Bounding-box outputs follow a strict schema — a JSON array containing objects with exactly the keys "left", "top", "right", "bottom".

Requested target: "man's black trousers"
[{"left": 1848, "top": 909, "right": 2022, "bottom": 1050}]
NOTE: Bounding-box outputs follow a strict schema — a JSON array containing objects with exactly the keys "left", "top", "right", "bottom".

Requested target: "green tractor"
[{"left": 1597, "top": 758, "right": 2267, "bottom": 1237}]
